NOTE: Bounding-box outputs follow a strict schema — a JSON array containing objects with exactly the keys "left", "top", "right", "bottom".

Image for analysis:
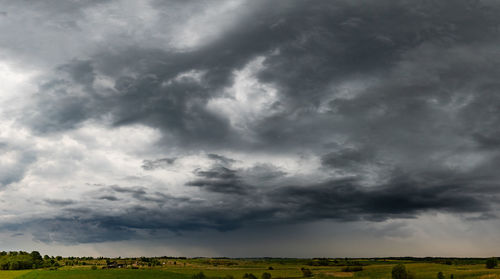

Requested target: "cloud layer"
[{"left": 0, "top": 0, "right": 500, "bottom": 256}]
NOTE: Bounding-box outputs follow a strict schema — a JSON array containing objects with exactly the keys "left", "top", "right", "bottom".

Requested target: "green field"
[
  {"left": 0, "top": 271, "right": 32, "bottom": 279},
  {"left": 1, "top": 258, "right": 500, "bottom": 279},
  {"left": 17, "top": 269, "right": 191, "bottom": 279}
]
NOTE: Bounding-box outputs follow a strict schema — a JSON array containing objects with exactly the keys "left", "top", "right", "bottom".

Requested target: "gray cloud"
[
  {"left": 1, "top": 0, "right": 500, "bottom": 251},
  {"left": 8, "top": 165, "right": 499, "bottom": 244},
  {"left": 207, "top": 154, "right": 237, "bottom": 165},
  {"left": 0, "top": 142, "right": 37, "bottom": 187},
  {"left": 187, "top": 165, "right": 249, "bottom": 195},
  {"left": 97, "top": 195, "right": 119, "bottom": 201},
  {"left": 44, "top": 199, "right": 76, "bottom": 207},
  {"left": 142, "top": 158, "right": 177, "bottom": 170}
]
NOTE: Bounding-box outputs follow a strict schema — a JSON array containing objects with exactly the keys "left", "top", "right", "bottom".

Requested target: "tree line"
[{"left": 0, "top": 251, "right": 47, "bottom": 270}]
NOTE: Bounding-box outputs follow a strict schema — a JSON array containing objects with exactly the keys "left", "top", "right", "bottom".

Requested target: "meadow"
[{"left": 0, "top": 257, "right": 499, "bottom": 279}]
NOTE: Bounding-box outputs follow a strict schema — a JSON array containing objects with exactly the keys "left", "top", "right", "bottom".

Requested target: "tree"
[
  {"left": 392, "top": 264, "right": 408, "bottom": 279},
  {"left": 9, "top": 262, "right": 19, "bottom": 270},
  {"left": 486, "top": 258, "right": 498, "bottom": 269},
  {"left": 262, "top": 272, "right": 272, "bottom": 279},
  {"left": 30, "top": 252, "right": 42, "bottom": 262},
  {"left": 437, "top": 271, "right": 445, "bottom": 279},
  {"left": 301, "top": 268, "right": 313, "bottom": 277}
]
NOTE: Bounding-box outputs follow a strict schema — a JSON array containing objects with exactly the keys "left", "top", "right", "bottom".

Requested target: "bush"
[
  {"left": 301, "top": 268, "right": 313, "bottom": 277},
  {"left": 392, "top": 264, "right": 407, "bottom": 279},
  {"left": 262, "top": 272, "right": 272, "bottom": 279},
  {"left": 341, "top": 266, "right": 363, "bottom": 272},
  {"left": 225, "top": 275, "right": 235, "bottom": 279},
  {"left": 91, "top": 265, "right": 97, "bottom": 270},
  {"left": 243, "top": 273, "right": 257, "bottom": 279},
  {"left": 268, "top": 267, "right": 274, "bottom": 270},
  {"left": 437, "top": 271, "right": 445, "bottom": 279},
  {"left": 193, "top": 272, "right": 207, "bottom": 279},
  {"left": 486, "top": 258, "right": 498, "bottom": 269}
]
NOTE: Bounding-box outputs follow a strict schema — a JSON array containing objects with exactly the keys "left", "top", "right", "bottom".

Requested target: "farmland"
[{"left": 0, "top": 257, "right": 499, "bottom": 279}]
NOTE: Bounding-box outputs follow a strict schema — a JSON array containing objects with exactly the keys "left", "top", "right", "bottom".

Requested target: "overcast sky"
[{"left": 1, "top": 0, "right": 500, "bottom": 257}]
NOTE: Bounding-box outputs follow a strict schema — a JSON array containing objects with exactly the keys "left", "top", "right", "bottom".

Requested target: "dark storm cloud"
[
  {"left": 272, "top": 175, "right": 494, "bottom": 222},
  {"left": 29, "top": 217, "right": 135, "bottom": 244},
  {"left": 185, "top": 154, "right": 278, "bottom": 195},
  {"left": 2, "top": 192, "right": 276, "bottom": 243},
  {"left": 7, "top": 0, "right": 500, "bottom": 244},
  {"left": 9, "top": 166, "right": 500, "bottom": 244},
  {"left": 25, "top": 55, "right": 235, "bottom": 145},
  {"left": 21, "top": 0, "right": 500, "bottom": 150},
  {"left": 187, "top": 154, "right": 248, "bottom": 195}
]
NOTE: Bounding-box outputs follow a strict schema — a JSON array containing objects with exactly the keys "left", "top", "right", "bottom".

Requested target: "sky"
[{"left": 0, "top": 0, "right": 500, "bottom": 257}]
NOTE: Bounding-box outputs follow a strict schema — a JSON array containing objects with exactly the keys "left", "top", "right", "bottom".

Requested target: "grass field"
[
  {"left": 0, "top": 271, "right": 32, "bottom": 279},
  {"left": 1, "top": 259, "right": 500, "bottom": 279},
  {"left": 17, "top": 269, "right": 191, "bottom": 279}
]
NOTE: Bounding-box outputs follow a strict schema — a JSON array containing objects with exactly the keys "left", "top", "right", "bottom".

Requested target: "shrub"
[
  {"left": 301, "top": 268, "right": 313, "bottom": 277},
  {"left": 437, "top": 271, "right": 445, "bottom": 279},
  {"left": 91, "top": 265, "right": 97, "bottom": 270},
  {"left": 486, "top": 258, "right": 498, "bottom": 269},
  {"left": 225, "top": 275, "right": 235, "bottom": 279},
  {"left": 268, "top": 266, "right": 274, "bottom": 270},
  {"left": 392, "top": 264, "right": 407, "bottom": 279},
  {"left": 193, "top": 272, "right": 207, "bottom": 279},
  {"left": 262, "top": 272, "right": 272, "bottom": 279},
  {"left": 341, "top": 266, "right": 363, "bottom": 272}
]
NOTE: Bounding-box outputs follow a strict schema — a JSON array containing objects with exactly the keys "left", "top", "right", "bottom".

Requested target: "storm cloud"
[{"left": 0, "top": 0, "right": 500, "bottom": 256}]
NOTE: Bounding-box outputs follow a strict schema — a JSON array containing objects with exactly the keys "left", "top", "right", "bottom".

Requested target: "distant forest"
[{"left": 0, "top": 251, "right": 495, "bottom": 271}]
